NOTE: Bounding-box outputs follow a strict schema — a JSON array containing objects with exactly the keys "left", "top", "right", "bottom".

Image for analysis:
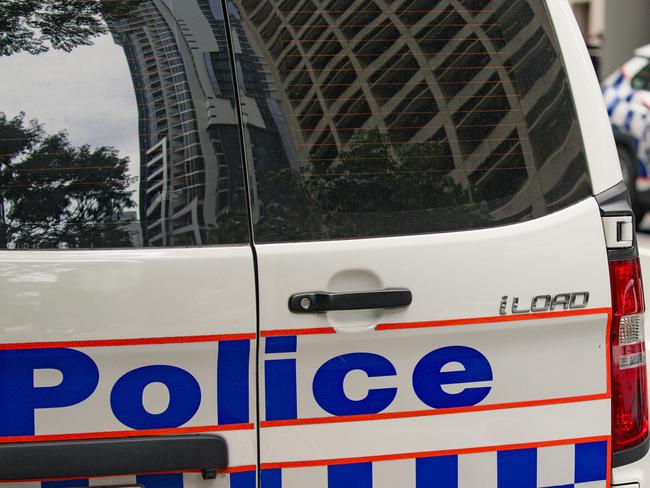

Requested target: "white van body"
[{"left": 0, "top": 1, "right": 646, "bottom": 487}]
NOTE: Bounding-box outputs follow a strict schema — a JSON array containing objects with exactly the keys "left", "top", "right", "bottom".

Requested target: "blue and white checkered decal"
[
  {"left": 253, "top": 441, "right": 608, "bottom": 488},
  {"left": 26, "top": 440, "right": 608, "bottom": 488}
]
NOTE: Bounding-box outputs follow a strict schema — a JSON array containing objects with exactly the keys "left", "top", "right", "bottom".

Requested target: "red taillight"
[{"left": 610, "top": 258, "right": 648, "bottom": 452}]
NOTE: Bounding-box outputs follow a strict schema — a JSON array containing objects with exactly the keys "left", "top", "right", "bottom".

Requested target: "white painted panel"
[
  {"left": 257, "top": 198, "right": 611, "bottom": 471},
  {"left": 260, "top": 400, "right": 610, "bottom": 464},
  {"left": 458, "top": 452, "right": 497, "bottom": 488},
  {"left": 280, "top": 466, "right": 328, "bottom": 488},
  {"left": 536, "top": 444, "right": 575, "bottom": 487},
  {"left": 256, "top": 199, "right": 610, "bottom": 333},
  {"left": 0, "top": 246, "right": 256, "bottom": 342},
  {"left": 372, "top": 459, "right": 415, "bottom": 488},
  {"left": 0, "top": 246, "right": 258, "bottom": 472},
  {"left": 264, "top": 313, "right": 608, "bottom": 422}
]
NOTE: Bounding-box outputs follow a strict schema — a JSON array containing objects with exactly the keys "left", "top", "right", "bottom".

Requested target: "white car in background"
[{"left": 603, "top": 45, "right": 650, "bottom": 224}]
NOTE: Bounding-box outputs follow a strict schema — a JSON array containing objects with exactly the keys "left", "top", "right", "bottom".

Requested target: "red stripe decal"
[
  {"left": 260, "top": 435, "right": 611, "bottom": 470},
  {"left": 607, "top": 436, "right": 613, "bottom": 487},
  {"left": 375, "top": 307, "right": 612, "bottom": 331},
  {"left": 0, "top": 423, "right": 254, "bottom": 444},
  {"left": 606, "top": 310, "right": 613, "bottom": 397},
  {"left": 3, "top": 309, "right": 610, "bottom": 347},
  {"left": 261, "top": 327, "right": 336, "bottom": 337},
  {"left": 261, "top": 393, "right": 610, "bottom": 428},
  {"left": 262, "top": 307, "right": 611, "bottom": 336},
  {"left": 220, "top": 465, "right": 257, "bottom": 474},
  {"left": 0, "top": 333, "right": 256, "bottom": 350}
]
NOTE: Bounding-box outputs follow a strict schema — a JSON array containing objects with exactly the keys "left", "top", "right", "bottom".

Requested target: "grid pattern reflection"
[
  {"left": 107, "top": 0, "right": 248, "bottom": 247},
  {"left": 232, "top": 0, "right": 592, "bottom": 241}
]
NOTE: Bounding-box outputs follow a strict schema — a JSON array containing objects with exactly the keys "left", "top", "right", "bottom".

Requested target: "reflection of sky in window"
[{"left": 0, "top": 34, "right": 140, "bottom": 217}]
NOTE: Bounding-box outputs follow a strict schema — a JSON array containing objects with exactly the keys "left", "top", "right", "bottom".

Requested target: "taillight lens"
[{"left": 610, "top": 258, "right": 648, "bottom": 452}]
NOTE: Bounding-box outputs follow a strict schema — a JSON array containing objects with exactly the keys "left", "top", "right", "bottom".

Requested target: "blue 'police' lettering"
[
  {"left": 217, "top": 340, "right": 251, "bottom": 425},
  {"left": 264, "top": 337, "right": 298, "bottom": 421},
  {"left": 412, "top": 346, "right": 493, "bottom": 409},
  {"left": 0, "top": 341, "right": 496, "bottom": 434},
  {"left": 0, "top": 348, "right": 99, "bottom": 436},
  {"left": 110, "top": 365, "right": 201, "bottom": 429},
  {"left": 312, "top": 352, "right": 397, "bottom": 416}
]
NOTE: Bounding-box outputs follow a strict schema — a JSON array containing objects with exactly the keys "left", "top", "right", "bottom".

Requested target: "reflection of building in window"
[
  {"left": 108, "top": 0, "right": 245, "bottom": 246},
  {"left": 231, "top": 0, "right": 589, "bottom": 223}
]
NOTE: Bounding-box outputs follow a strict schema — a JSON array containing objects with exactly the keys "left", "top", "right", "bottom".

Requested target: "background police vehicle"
[
  {"left": 603, "top": 45, "right": 650, "bottom": 227},
  {"left": 0, "top": 0, "right": 647, "bottom": 487}
]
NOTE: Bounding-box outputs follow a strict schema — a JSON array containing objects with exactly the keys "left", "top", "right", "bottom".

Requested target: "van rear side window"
[
  {"left": 0, "top": 0, "right": 591, "bottom": 249},
  {"left": 0, "top": 0, "right": 249, "bottom": 249},
  {"left": 235, "top": 0, "right": 592, "bottom": 242}
]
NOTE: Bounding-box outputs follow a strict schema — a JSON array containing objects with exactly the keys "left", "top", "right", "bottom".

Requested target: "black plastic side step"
[{"left": 0, "top": 434, "right": 227, "bottom": 481}]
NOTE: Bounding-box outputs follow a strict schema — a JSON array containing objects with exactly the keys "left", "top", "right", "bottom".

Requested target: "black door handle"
[{"left": 289, "top": 288, "right": 412, "bottom": 313}]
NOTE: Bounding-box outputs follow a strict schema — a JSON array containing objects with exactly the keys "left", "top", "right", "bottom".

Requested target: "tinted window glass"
[
  {"left": 0, "top": 0, "right": 248, "bottom": 249},
  {"left": 632, "top": 62, "right": 650, "bottom": 91},
  {"left": 229, "top": 0, "right": 592, "bottom": 243}
]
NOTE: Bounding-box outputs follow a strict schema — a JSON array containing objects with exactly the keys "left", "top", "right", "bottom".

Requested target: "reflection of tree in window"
[
  {"left": 252, "top": 129, "right": 489, "bottom": 242},
  {"left": 0, "top": 0, "right": 143, "bottom": 56},
  {"left": 0, "top": 113, "right": 135, "bottom": 249},
  {"left": 0, "top": 1, "right": 147, "bottom": 249}
]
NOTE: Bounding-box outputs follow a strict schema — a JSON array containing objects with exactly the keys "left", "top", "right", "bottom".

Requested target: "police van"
[{"left": 0, "top": 0, "right": 647, "bottom": 487}]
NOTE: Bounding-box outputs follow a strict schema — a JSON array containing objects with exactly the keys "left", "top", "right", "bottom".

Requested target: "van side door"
[
  {"left": 0, "top": 1, "right": 258, "bottom": 486},
  {"left": 226, "top": 1, "right": 613, "bottom": 486}
]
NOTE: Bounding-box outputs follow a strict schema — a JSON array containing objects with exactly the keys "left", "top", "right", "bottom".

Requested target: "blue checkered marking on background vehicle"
[{"left": 34, "top": 440, "right": 608, "bottom": 488}]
